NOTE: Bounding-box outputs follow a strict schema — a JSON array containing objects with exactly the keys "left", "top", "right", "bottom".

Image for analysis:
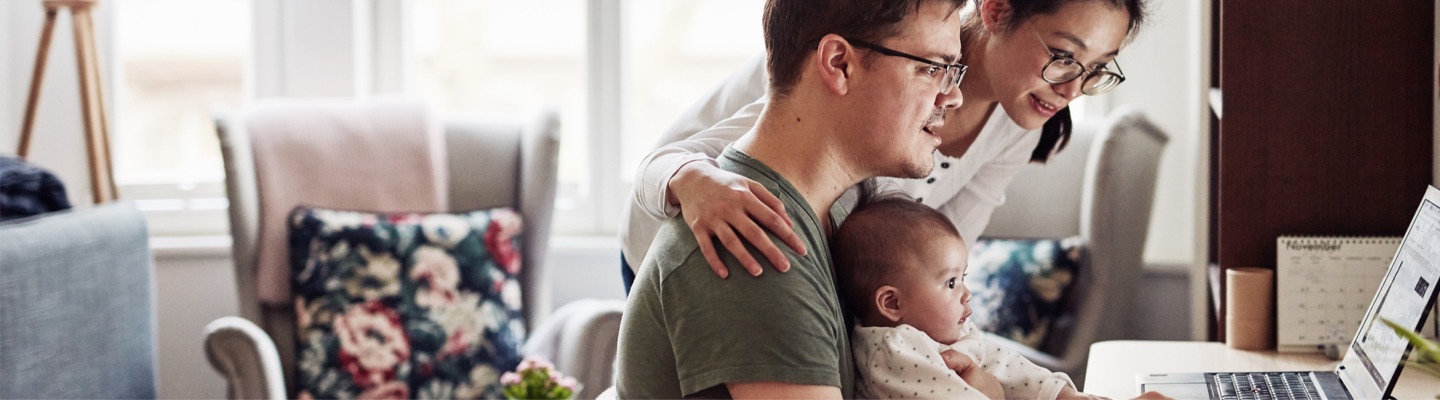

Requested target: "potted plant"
[{"left": 501, "top": 357, "right": 580, "bottom": 400}]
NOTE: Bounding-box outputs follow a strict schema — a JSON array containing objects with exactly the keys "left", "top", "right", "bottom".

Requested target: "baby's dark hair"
[{"left": 832, "top": 181, "right": 962, "bottom": 323}]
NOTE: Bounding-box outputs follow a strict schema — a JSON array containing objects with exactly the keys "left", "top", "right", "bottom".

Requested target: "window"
[
  {"left": 113, "top": 0, "right": 250, "bottom": 236},
  {"left": 410, "top": 0, "right": 593, "bottom": 232},
  {"left": 105, "top": 0, "right": 767, "bottom": 238},
  {"left": 409, "top": 0, "right": 765, "bottom": 236},
  {"left": 618, "top": 0, "right": 764, "bottom": 183}
]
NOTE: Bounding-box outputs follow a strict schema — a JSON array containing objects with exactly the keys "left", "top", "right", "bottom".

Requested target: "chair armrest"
[
  {"left": 522, "top": 299, "right": 626, "bottom": 399},
  {"left": 204, "top": 316, "right": 286, "bottom": 400}
]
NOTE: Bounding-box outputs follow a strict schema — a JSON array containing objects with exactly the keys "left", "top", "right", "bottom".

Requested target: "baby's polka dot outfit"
[{"left": 851, "top": 323, "right": 1074, "bottom": 399}]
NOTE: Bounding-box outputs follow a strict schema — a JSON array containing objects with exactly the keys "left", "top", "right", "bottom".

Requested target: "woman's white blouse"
[{"left": 620, "top": 55, "right": 1042, "bottom": 269}]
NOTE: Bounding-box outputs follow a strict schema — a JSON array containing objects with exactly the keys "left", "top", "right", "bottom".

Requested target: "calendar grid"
[{"left": 1276, "top": 236, "right": 1400, "bottom": 353}]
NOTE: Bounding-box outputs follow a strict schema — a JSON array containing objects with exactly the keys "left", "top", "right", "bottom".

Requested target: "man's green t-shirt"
[{"left": 615, "top": 147, "right": 855, "bottom": 399}]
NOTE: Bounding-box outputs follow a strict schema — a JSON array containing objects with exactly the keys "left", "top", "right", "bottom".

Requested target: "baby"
[{"left": 833, "top": 190, "right": 1096, "bottom": 400}]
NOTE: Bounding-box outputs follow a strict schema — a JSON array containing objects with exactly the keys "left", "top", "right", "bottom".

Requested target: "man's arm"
[
  {"left": 727, "top": 382, "right": 842, "bottom": 399},
  {"left": 659, "top": 241, "right": 849, "bottom": 397}
]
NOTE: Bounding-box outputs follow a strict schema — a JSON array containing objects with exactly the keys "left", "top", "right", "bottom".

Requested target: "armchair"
[
  {"left": 203, "top": 99, "right": 622, "bottom": 399},
  {"left": 978, "top": 106, "right": 1168, "bottom": 384}
]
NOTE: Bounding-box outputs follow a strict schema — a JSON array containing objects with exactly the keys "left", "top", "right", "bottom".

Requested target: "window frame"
[
  {"left": 107, "top": 0, "right": 257, "bottom": 238},
  {"left": 110, "top": 0, "right": 770, "bottom": 238},
  {"left": 390, "top": 0, "right": 640, "bottom": 236}
]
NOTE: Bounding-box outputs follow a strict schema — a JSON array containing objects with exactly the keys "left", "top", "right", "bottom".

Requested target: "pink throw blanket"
[{"left": 247, "top": 98, "right": 448, "bottom": 305}]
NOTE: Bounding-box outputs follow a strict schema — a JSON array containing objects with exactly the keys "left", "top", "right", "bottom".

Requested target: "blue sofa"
[{"left": 0, "top": 202, "right": 157, "bottom": 398}]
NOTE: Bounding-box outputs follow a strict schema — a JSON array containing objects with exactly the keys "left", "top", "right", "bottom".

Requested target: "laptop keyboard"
[{"left": 1212, "top": 372, "right": 1320, "bottom": 400}]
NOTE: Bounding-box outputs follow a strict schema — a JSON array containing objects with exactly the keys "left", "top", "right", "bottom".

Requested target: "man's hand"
[
  {"left": 668, "top": 160, "right": 806, "bottom": 278},
  {"left": 941, "top": 350, "right": 1004, "bottom": 399}
]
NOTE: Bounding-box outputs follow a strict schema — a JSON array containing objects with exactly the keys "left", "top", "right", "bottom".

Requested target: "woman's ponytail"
[{"left": 1030, "top": 105, "right": 1071, "bottom": 163}]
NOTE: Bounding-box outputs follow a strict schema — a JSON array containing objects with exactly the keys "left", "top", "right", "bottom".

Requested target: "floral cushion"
[
  {"left": 289, "top": 206, "right": 527, "bottom": 399},
  {"left": 963, "top": 236, "right": 1084, "bottom": 349}
]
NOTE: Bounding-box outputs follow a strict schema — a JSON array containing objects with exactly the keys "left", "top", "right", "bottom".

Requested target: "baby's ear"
[{"left": 875, "top": 285, "right": 903, "bottom": 322}]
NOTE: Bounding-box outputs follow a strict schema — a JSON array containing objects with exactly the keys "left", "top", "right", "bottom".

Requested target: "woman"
[{"left": 620, "top": 0, "right": 1147, "bottom": 291}]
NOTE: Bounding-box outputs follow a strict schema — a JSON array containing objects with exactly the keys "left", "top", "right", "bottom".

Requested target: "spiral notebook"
[{"left": 1276, "top": 236, "right": 1401, "bottom": 353}]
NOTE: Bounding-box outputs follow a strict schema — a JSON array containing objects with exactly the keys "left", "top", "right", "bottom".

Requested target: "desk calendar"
[{"left": 1276, "top": 236, "right": 1401, "bottom": 353}]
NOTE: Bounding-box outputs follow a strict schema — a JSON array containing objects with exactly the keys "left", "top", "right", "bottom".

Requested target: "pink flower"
[
  {"left": 335, "top": 302, "right": 410, "bottom": 388},
  {"left": 442, "top": 326, "right": 474, "bottom": 356},
  {"left": 517, "top": 356, "right": 554, "bottom": 373},
  {"left": 501, "top": 371, "right": 522, "bottom": 386},
  {"left": 410, "top": 246, "right": 461, "bottom": 308},
  {"left": 558, "top": 376, "right": 579, "bottom": 390},
  {"left": 484, "top": 210, "right": 524, "bottom": 275}
]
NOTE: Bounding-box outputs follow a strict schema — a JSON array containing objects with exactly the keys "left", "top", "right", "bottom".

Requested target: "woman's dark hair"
[
  {"left": 1033, "top": 105, "right": 1071, "bottom": 162},
  {"left": 963, "top": 0, "right": 1148, "bottom": 163},
  {"left": 990, "top": 0, "right": 1147, "bottom": 42}
]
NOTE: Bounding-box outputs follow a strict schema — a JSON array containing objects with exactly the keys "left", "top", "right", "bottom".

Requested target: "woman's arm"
[
  {"left": 633, "top": 102, "right": 763, "bottom": 220},
  {"left": 633, "top": 54, "right": 769, "bottom": 219},
  {"left": 628, "top": 55, "right": 806, "bottom": 277}
]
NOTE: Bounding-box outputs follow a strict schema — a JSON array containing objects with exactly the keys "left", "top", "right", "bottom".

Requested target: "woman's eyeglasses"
[
  {"left": 845, "top": 37, "right": 967, "bottom": 95},
  {"left": 1033, "top": 32, "right": 1126, "bottom": 96}
]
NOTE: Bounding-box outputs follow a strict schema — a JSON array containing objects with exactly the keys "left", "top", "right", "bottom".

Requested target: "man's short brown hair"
[{"left": 762, "top": 0, "right": 966, "bottom": 99}]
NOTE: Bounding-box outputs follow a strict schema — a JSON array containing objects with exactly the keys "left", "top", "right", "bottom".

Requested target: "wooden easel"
[{"left": 16, "top": 0, "right": 117, "bottom": 204}]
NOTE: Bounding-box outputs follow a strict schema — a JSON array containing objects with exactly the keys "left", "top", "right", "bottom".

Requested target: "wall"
[
  {"left": 1105, "top": 0, "right": 1204, "bottom": 269},
  {"left": 1100, "top": 0, "right": 1208, "bottom": 340},
  {"left": 149, "top": 247, "right": 237, "bottom": 399}
]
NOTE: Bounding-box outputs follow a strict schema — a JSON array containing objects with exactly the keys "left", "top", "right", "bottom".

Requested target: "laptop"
[{"left": 1138, "top": 185, "right": 1440, "bottom": 400}]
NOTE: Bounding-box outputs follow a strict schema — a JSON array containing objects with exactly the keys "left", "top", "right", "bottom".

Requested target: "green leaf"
[
  {"left": 1381, "top": 318, "right": 1440, "bottom": 363},
  {"left": 1381, "top": 317, "right": 1440, "bottom": 385}
]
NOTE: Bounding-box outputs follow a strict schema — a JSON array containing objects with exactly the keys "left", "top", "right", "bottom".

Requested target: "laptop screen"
[{"left": 1340, "top": 189, "right": 1440, "bottom": 397}]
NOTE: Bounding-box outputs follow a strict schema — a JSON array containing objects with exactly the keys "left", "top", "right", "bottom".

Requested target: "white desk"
[{"left": 1083, "top": 341, "right": 1440, "bottom": 399}]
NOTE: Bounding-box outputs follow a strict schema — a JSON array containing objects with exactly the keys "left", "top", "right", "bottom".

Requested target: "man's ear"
[
  {"left": 979, "top": 0, "right": 1012, "bottom": 33},
  {"left": 874, "top": 285, "right": 903, "bottom": 322},
  {"left": 814, "top": 33, "right": 854, "bottom": 95}
]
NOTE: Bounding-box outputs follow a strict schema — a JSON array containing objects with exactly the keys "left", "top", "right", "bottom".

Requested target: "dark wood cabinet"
[{"left": 1207, "top": 0, "right": 1434, "bottom": 341}]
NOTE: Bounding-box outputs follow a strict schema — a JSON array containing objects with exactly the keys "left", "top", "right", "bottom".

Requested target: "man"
[{"left": 615, "top": 0, "right": 967, "bottom": 398}]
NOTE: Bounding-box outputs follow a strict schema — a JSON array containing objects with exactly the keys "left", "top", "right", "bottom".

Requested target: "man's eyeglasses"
[
  {"left": 845, "top": 37, "right": 967, "bottom": 95},
  {"left": 1033, "top": 32, "right": 1126, "bottom": 96}
]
